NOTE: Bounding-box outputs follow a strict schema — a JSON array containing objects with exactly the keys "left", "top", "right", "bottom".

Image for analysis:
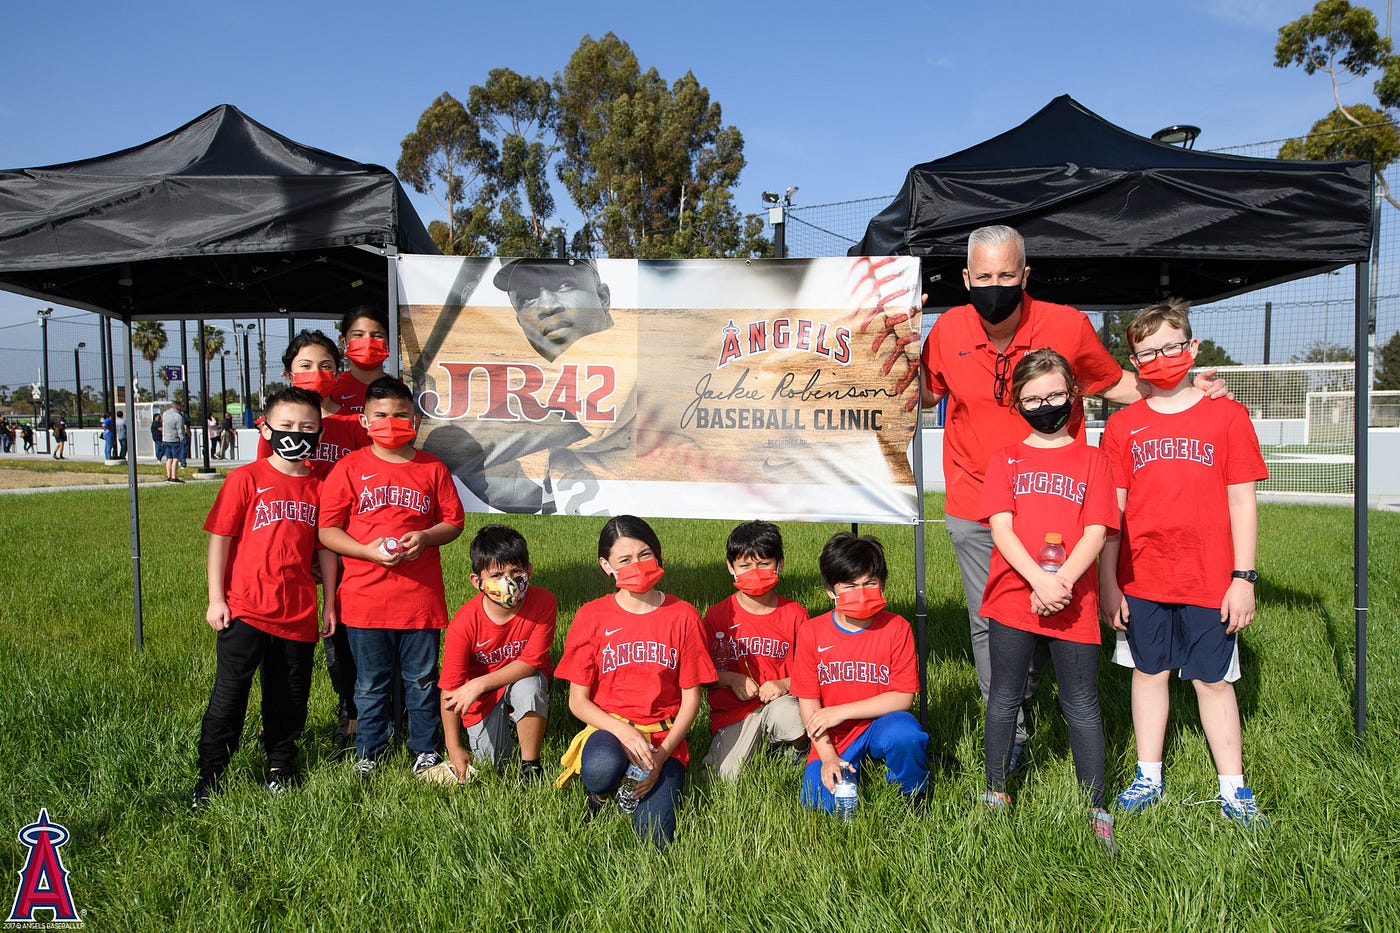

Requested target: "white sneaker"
[{"left": 412, "top": 751, "right": 444, "bottom": 775}]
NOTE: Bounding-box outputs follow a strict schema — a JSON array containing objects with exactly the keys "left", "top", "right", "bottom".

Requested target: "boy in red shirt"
[
  {"left": 1099, "top": 300, "right": 1269, "bottom": 828},
  {"left": 702, "top": 520, "right": 809, "bottom": 781},
  {"left": 332, "top": 305, "right": 390, "bottom": 415},
  {"left": 256, "top": 329, "right": 370, "bottom": 740},
  {"left": 319, "top": 376, "right": 466, "bottom": 777},
  {"left": 791, "top": 532, "right": 928, "bottom": 812},
  {"left": 193, "top": 386, "right": 337, "bottom": 809},
  {"left": 434, "top": 524, "right": 557, "bottom": 786}
]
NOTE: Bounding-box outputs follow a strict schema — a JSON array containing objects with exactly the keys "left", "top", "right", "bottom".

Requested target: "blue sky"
[{"left": 0, "top": 0, "right": 1362, "bottom": 384}]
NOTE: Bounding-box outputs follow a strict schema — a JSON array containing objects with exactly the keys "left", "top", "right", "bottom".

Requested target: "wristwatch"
[{"left": 1231, "top": 569, "right": 1259, "bottom": 584}]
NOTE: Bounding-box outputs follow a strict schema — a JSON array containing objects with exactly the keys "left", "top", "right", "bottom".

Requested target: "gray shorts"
[
  {"left": 702, "top": 694, "right": 805, "bottom": 782},
  {"left": 465, "top": 673, "right": 549, "bottom": 767}
]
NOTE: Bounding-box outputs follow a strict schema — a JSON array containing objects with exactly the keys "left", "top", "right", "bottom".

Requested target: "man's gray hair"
[{"left": 967, "top": 225, "right": 1025, "bottom": 268}]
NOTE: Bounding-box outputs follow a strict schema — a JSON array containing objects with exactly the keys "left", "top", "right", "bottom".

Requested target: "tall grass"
[{"left": 0, "top": 485, "right": 1395, "bottom": 931}]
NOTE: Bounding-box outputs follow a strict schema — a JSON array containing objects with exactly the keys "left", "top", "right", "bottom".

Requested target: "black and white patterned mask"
[{"left": 268, "top": 428, "right": 319, "bottom": 462}]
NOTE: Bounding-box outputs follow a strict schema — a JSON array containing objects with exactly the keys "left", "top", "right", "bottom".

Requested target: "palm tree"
[{"left": 131, "top": 322, "right": 168, "bottom": 400}]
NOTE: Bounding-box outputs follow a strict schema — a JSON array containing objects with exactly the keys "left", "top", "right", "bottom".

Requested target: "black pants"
[
  {"left": 197, "top": 619, "right": 314, "bottom": 778},
  {"left": 985, "top": 619, "right": 1105, "bottom": 807}
]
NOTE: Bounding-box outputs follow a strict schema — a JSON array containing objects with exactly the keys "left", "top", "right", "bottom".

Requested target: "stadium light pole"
[
  {"left": 1151, "top": 124, "right": 1201, "bottom": 149},
  {"left": 73, "top": 342, "right": 86, "bottom": 428},
  {"left": 37, "top": 307, "right": 53, "bottom": 453},
  {"left": 761, "top": 187, "right": 798, "bottom": 259},
  {"left": 219, "top": 350, "right": 229, "bottom": 416}
]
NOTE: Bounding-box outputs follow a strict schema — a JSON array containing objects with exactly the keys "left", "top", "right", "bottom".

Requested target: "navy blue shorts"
[{"left": 1123, "top": 595, "right": 1237, "bottom": 683}]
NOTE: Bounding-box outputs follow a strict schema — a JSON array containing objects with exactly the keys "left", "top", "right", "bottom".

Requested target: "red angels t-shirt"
[
  {"left": 203, "top": 458, "right": 323, "bottom": 642},
  {"left": 789, "top": 610, "right": 920, "bottom": 759},
  {"left": 555, "top": 593, "right": 717, "bottom": 766},
  {"left": 439, "top": 586, "right": 558, "bottom": 727},
  {"left": 332, "top": 371, "right": 374, "bottom": 415},
  {"left": 703, "top": 594, "right": 807, "bottom": 732},
  {"left": 256, "top": 411, "right": 369, "bottom": 481},
  {"left": 1100, "top": 395, "right": 1267, "bottom": 609},
  {"left": 921, "top": 295, "right": 1123, "bottom": 521},
  {"left": 318, "top": 446, "right": 466, "bottom": 629},
  {"left": 977, "top": 440, "right": 1119, "bottom": 644}
]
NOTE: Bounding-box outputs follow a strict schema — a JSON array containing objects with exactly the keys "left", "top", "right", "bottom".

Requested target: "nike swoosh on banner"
[{"left": 604, "top": 627, "right": 623, "bottom": 637}]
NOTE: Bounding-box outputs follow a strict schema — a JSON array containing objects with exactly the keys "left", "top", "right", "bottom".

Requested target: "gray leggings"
[{"left": 985, "top": 619, "right": 1105, "bottom": 808}]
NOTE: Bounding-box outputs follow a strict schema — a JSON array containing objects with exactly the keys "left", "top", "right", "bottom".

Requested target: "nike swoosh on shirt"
[
  {"left": 360, "top": 473, "right": 377, "bottom": 480},
  {"left": 1129, "top": 426, "right": 1150, "bottom": 436},
  {"left": 817, "top": 645, "right": 834, "bottom": 653},
  {"left": 256, "top": 485, "right": 274, "bottom": 494},
  {"left": 957, "top": 350, "right": 972, "bottom": 357},
  {"left": 604, "top": 627, "right": 624, "bottom": 637},
  {"left": 475, "top": 640, "right": 492, "bottom": 648}
]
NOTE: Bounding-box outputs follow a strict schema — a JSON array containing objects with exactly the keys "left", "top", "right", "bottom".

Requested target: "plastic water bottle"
[
  {"left": 1037, "top": 533, "right": 1066, "bottom": 573},
  {"left": 615, "top": 763, "right": 649, "bottom": 814},
  {"left": 834, "top": 771, "right": 857, "bottom": 822},
  {"left": 378, "top": 536, "right": 402, "bottom": 559}
]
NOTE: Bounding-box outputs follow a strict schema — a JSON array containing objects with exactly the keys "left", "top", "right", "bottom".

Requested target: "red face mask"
[
  {"left": 612, "top": 557, "right": 665, "bottom": 593},
  {"left": 733, "top": 567, "right": 779, "bottom": 597},
  {"left": 345, "top": 337, "right": 389, "bottom": 369},
  {"left": 1135, "top": 350, "right": 1195, "bottom": 390},
  {"left": 290, "top": 370, "right": 337, "bottom": 398},
  {"left": 835, "top": 587, "right": 886, "bottom": 621},
  {"left": 365, "top": 417, "right": 416, "bottom": 449}
]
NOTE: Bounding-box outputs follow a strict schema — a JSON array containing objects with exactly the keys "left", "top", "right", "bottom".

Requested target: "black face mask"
[
  {"left": 968, "top": 284, "right": 1023, "bottom": 325},
  {"left": 267, "top": 428, "right": 320, "bottom": 462},
  {"left": 1018, "top": 399, "right": 1073, "bottom": 434}
]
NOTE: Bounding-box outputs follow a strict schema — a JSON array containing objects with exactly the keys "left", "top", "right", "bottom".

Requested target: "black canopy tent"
[
  {"left": 852, "top": 95, "right": 1376, "bottom": 736},
  {"left": 0, "top": 104, "right": 438, "bottom": 646}
]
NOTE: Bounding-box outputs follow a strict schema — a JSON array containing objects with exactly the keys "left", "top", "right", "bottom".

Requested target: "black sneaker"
[
  {"left": 265, "top": 767, "right": 300, "bottom": 794},
  {"left": 191, "top": 773, "right": 221, "bottom": 811},
  {"left": 1005, "top": 741, "right": 1028, "bottom": 777}
]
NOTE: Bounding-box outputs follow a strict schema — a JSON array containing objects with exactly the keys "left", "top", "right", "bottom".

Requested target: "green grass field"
[{"left": 0, "top": 486, "right": 1396, "bottom": 931}]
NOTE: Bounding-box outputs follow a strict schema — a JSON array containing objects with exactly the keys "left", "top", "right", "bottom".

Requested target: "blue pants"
[
  {"left": 580, "top": 730, "right": 686, "bottom": 848},
  {"left": 345, "top": 627, "right": 441, "bottom": 759},
  {"left": 801, "top": 710, "right": 928, "bottom": 811}
]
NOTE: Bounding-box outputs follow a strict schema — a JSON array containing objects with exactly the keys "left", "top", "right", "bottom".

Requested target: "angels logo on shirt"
[
  {"left": 355, "top": 484, "right": 433, "bottom": 515},
  {"left": 600, "top": 637, "right": 679, "bottom": 673},
  {"left": 252, "top": 499, "right": 318, "bottom": 531},
  {"left": 816, "top": 659, "right": 891, "bottom": 686},
  {"left": 713, "top": 630, "right": 791, "bottom": 666},
  {"left": 1131, "top": 435, "right": 1215, "bottom": 470},
  {"left": 475, "top": 638, "right": 528, "bottom": 667}
]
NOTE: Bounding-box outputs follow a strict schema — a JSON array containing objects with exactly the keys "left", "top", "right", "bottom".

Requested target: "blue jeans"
[
  {"left": 345, "top": 627, "right": 441, "bottom": 759},
  {"left": 580, "top": 730, "right": 686, "bottom": 848},
  {"left": 801, "top": 710, "right": 928, "bottom": 812}
]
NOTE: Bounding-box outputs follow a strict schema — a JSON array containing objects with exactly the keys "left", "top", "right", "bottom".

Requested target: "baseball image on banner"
[{"left": 398, "top": 255, "right": 922, "bottom": 523}]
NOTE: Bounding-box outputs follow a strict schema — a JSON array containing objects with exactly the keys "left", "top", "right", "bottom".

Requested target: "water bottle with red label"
[
  {"left": 378, "top": 536, "right": 402, "bottom": 559},
  {"left": 1037, "top": 533, "right": 1066, "bottom": 573}
]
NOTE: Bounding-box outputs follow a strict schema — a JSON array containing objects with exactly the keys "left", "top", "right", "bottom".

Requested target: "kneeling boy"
[
  {"left": 792, "top": 532, "right": 928, "bottom": 811},
  {"left": 437, "top": 524, "right": 557, "bottom": 784},
  {"left": 703, "top": 520, "right": 809, "bottom": 781}
]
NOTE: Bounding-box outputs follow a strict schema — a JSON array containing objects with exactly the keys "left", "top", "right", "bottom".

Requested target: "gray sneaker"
[
  {"left": 412, "top": 751, "right": 443, "bottom": 775},
  {"left": 352, "top": 757, "right": 378, "bottom": 777}
]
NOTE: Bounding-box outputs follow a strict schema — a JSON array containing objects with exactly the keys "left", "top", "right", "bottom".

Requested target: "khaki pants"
[{"left": 703, "top": 694, "right": 805, "bottom": 782}]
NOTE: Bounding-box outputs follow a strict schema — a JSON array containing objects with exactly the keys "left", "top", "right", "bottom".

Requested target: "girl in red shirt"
[
  {"left": 977, "top": 348, "right": 1119, "bottom": 854},
  {"left": 555, "top": 515, "right": 715, "bottom": 848}
]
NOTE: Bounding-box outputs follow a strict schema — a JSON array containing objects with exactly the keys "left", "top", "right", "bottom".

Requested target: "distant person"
[
  {"left": 920, "top": 224, "right": 1226, "bottom": 772},
  {"left": 192, "top": 386, "right": 337, "bottom": 809},
  {"left": 435, "top": 524, "right": 556, "bottom": 785},
  {"left": 51, "top": 411, "right": 68, "bottom": 460},
  {"left": 162, "top": 400, "right": 187, "bottom": 483},
  {"left": 1, "top": 417, "right": 12, "bottom": 453},
  {"left": 21, "top": 422, "right": 35, "bottom": 453},
  {"left": 219, "top": 413, "right": 234, "bottom": 460},
  {"left": 1099, "top": 300, "right": 1269, "bottom": 828},
  {"left": 702, "top": 520, "right": 809, "bottom": 782},
  {"left": 101, "top": 412, "right": 116, "bottom": 460},
  {"left": 332, "top": 305, "right": 391, "bottom": 416},
  {"left": 151, "top": 411, "right": 164, "bottom": 462},
  {"left": 115, "top": 410, "right": 127, "bottom": 459}
]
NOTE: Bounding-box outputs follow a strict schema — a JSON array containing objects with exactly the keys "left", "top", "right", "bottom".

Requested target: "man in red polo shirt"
[{"left": 921, "top": 224, "right": 1219, "bottom": 769}]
